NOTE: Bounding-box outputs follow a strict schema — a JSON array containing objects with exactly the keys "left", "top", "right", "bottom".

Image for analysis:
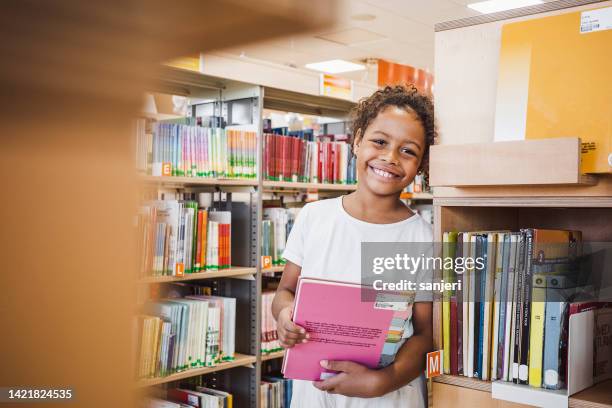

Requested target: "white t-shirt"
[
  {"left": 282, "top": 196, "right": 432, "bottom": 408},
  {"left": 283, "top": 196, "right": 433, "bottom": 291}
]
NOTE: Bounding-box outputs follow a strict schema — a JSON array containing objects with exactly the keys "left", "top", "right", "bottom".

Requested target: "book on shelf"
[
  {"left": 137, "top": 196, "right": 232, "bottom": 277},
  {"left": 440, "top": 228, "right": 612, "bottom": 393},
  {"left": 263, "top": 133, "right": 356, "bottom": 184},
  {"left": 167, "top": 387, "right": 232, "bottom": 408},
  {"left": 261, "top": 290, "right": 281, "bottom": 354},
  {"left": 281, "top": 277, "right": 414, "bottom": 381},
  {"left": 261, "top": 207, "right": 299, "bottom": 267},
  {"left": 137, "top": 295, "right": 236, "bottom": 380},
  {"left": 134, "top": 119, "right": 257, "bottom": 179},
  {"left": 261, "top": 376, "right": 293, "bottom": 408},
  {"left": 144, "top": 397, "right": 194, "bottom": 408}
]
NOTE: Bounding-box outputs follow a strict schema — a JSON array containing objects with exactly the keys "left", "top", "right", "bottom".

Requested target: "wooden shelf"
[
  {"left": 263, "top": 180, "right": 357, "bottom": 191},
  {"left": 262, "top": 265, "right": 285, "bottom": 273},
  {"left": 141, "top": 175, "right": 258, "bottom": 187},
  {"left": 139, "top": 267, "right": 257, "bottom": 284},
  {"left": 570, "top": 380, "right": 612, "bottom": 408},
  {"left": 430, "top": 138, "right": 597, "bottom": 187},
  {"left": 433, "top": 375, "right": 492, "bottom": 392},
  {"left": 136, "top": 353, "right": 256, "bottom": 387},
  {"left": 261, "top": 350, "right": 285, "bottom": 361},
  {"left": 400, "top": 192, "right": 434, "bottom": 200},
  {"left": 433, "top": 376, "right": 612, "bottom": 408}
]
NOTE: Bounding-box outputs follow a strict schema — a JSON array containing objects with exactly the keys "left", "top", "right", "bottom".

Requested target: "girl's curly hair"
[{"left": 349, "top": 84, "right": 437, "bottom": 178}]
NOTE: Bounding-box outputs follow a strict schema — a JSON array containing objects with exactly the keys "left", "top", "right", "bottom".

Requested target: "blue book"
[{"left": 474, "top": 235, "right": 486, "bottom": 379}]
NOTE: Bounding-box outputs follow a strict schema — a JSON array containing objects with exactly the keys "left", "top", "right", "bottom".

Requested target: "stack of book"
[
  {"left": 261, "top": 376, "right": 293, "bottom": 408},
  {"left": 137, "top": 295, "right": 236, "bottom": 379},
  {"left": 262, "top": 133, "right": 356, "bottom": 184},
  {"left": 137, "top": 200, "right": 231, "bottom": 277},
  {"left": 441, "top": 229, "right": 611, "bottom": 390},
  {"left": 261, "top": 290, "right": 281, "bottom": 355},
  {"left": 136, "top": 121, "right": 257, "bottom": 179},
  {"left": 164, "top": 387, "right": 233, "bottom": 407},
  {"left": 261, "top": 207, "right": 298, "bottom": 267}
]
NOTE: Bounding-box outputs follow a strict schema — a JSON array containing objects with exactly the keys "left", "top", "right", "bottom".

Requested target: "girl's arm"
[
  {"left": 314, "top": 302, "right": 433, "bottom": 397},
  {"left": 272, "top": 260, "right": 308, "bottom": 348}
]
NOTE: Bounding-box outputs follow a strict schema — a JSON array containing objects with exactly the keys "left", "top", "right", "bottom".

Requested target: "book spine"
[
  {"left": 543, "top": 275, "right": 566, "bottom": 390},
  {"left": 450, "top": 296, "right": 458, "bottom": 375},
  {"left": 518, "top": 229, "right": 534, "bottom": 384},
  {"left": 512, "top": 231, "right": 526, "bottom": 383},
  {"left": 528, "top": 273, "right": 546, "bottom": 387},
  {"left": 442, "top": 232, "right": 451, "bottom": 374}
]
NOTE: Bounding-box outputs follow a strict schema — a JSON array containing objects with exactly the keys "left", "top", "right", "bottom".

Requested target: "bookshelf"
[
  {"left": 429, "top": 140, "right": 612, "bottom": 408},
  {"left": 137, "top": 354, "right": 257, "bottom": 388},
  {"left": 263, "top": 180, "right": 357, "bottom": 192},
  {"left": 139, "top": 267, "right": 257, "bottom": 284},
  {"left": 261, "top": 350, "right": 286, "bottom": 362},
  {"left": 137, "top": 66, "right": 360, "bottom": 408}
]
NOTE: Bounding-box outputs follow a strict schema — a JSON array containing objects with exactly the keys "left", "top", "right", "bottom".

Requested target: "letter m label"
[{"left": 426, "top": 350, "right": 442, "bottom": 378}]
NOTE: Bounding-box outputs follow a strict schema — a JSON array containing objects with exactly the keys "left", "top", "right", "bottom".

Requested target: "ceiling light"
[
  {"left": 467, "top": 0, "right": 543, "bottom": 14},
  {"left": 305, "top": 59, "right": 365, "bottom": 74}
]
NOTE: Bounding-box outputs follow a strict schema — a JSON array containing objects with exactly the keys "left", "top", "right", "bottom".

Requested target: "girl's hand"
[
  {"left": 276, "top": 306, "right": 308, "bottom": 348},
  {"left": 313, "top": 360, "right": 386, "bottom": 398}
]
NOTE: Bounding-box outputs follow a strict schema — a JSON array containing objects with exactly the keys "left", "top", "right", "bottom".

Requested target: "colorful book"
[{"left": 282, "top": 277, "right": 414, "bottom": 381}]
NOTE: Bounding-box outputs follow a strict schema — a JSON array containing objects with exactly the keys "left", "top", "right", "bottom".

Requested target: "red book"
[
  {"left": 334, "top": 142, "right": 341, "bottom": 184},
  {"left": 317, "top": 141, "right": 323, "bottom": 183},
  {"left": 275, "top": 135, "right": 282, "bottom": 180},
  {"left": 283, "top": 136, "right": 292, "bottom": 181},
  {"left": 326, "top": 143, "right": 333, "bottom": 184},
  {"left": 291, "top": 137, "right": 300, "bottom": 181},
  {"left": 168, "top": 389, "right": 203, "bottom": 407},
  {"left": 450, "top": 296, "right": 458, "bottom": 375}
]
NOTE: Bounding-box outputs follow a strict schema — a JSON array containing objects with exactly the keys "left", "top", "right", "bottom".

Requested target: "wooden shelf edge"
[
  {"left": 139, "top": 267, "right": 257, "bottom": 283},
  {"left": 136, "top": 354, "right": 256, "bottom": 387},
  {"left": 262, "top": 180, "right": 357, "bottom": 191},
  {"left": 262, "top": 265, "right": 285, "bottom": 273},
  {"left": 261, "top": 350, "right": 285, "bottom": 361},
  {"left": 432, "top": 375, "right": 492, "bottom": 392},
  {"left": 433, "top": 377, "right": 612, "bottom": 408},
  {"left": 433, "top": 196, "right": 612, "bottom": 208},
  {"left": 140, "top": 175, "right": 258, "bottom": 187},
  {"left": 401, "top": 192, "right": 434, "bottom": 200}
]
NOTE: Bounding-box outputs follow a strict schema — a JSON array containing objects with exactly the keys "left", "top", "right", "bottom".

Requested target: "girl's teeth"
[{"left": 373, "top": 168, "right": 394, "bottom": 178}]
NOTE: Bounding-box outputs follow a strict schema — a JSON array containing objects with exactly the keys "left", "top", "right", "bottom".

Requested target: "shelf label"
[
  {"left": 426, "top": 350, "right": 443, "bottom": 378},
  {"left": 261, "top": 256, "right": 272, "bottom": 270},
  {"left": 580, "top": 7, "right": 612, "bottom": 34}
]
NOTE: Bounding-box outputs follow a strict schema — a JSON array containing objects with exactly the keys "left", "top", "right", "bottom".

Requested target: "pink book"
[{"left": 282, "top": 277, "right": 413, "bottom": 381}]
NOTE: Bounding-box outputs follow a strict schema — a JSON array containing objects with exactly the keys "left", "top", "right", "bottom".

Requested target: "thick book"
[{"left": 282, "top": 277, "right": 414, "bottom": 381}]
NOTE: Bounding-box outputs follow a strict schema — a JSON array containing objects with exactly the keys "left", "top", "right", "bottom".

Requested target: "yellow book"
[
  {"left": 529, "top": 274, "right": 546, "bottom": 387},
  {"left": 442, "top": 231, "right": 458, "bottom": 374}
]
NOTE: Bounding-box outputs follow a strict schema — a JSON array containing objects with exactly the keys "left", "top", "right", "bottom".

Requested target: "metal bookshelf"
[{"left": 138, "top": 67, "right": 359, "bottom": 408}]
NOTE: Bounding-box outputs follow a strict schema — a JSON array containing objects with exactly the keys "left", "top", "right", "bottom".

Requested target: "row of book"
[
  {"left": 441, "top": 229, "right": 611, "bottom": 390},
  {"left": 135, "top": 119, "right": 257, "bottom": 179},
  {"left": 404, "top": 173, "right": 429, "bottom": 194},
  {"left": 137, "top": 295, "right": 236, "bottom": 379},
  {"left": 261, "top": 290, "right": 282, "bottom": 354},
  {"left": 261, "top": 377, "right": 293, "bottom": 408},
  {"left": 262, "top": 207, "right": 298, "bottom": 267},
  {"left": 263, "top": 133, "right": 356, "bottom": 184},
  {"left": 137, "top": 200, "right": 231, "bottom": 276},
  {"left": 146, "top": 387, "right": 233, "bottom": 408}
]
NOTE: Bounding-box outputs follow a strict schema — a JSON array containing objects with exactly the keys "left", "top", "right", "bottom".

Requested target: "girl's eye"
[
  {"left": 401, "top": 148, "right": 417, "bottom": 156},
  {"left": 372, "top": 139, "right": 386, "bottom": 146}
]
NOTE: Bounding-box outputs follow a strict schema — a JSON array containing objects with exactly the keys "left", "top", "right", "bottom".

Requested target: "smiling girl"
[{"left": 271, "top": 85, "right": 436, "bottom": 408}]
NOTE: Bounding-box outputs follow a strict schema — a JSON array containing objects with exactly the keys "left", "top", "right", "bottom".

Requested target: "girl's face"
[{"left": 353, "top": 106, "right": 425, "bottom": 196}]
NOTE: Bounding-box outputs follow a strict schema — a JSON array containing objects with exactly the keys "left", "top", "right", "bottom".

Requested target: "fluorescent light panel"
[
  {"left": 467, "top": 0, "right": 543, "bottom": 14},
  {"left": 305, "top": 59, "right": 365, "bottom": 74}
]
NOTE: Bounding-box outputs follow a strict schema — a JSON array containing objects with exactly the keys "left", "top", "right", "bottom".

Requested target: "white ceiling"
[{"left": 222, "top": 0, "right": 556, "bottom": 82}]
